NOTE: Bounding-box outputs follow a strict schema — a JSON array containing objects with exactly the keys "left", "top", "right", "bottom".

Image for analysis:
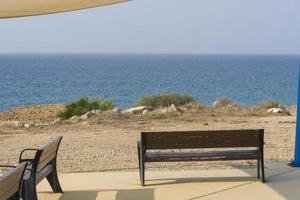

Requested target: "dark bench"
[
  {"left": 0, "top": 162, "right": 27, "bottom": 200},
  {"left": 19, "top": 136, "right": 63, "bottom": 200},
  {"left": 137, "top": 129, "right": 265, "bottom": 186}
]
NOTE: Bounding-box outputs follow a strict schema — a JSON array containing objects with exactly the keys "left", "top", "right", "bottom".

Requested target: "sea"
[{"left": 0, "top": 54, "right": 300, "bottom": 112}]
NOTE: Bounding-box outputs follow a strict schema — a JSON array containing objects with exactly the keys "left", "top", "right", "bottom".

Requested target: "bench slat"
[
  {"left": 145, "top": 150, "right": 259, "bottom": 162},
  {"left": 0, "top": 163, "right": 27, "bottom": 199},
  {"left": 36, "top": 165, "right": 53, "bottom": 184},
  {"left": 142, "top": 130, "right": 261, "bottom": 149},
  {"left": 37, "top": 149, "right": 57, "bottom": 172},
  {"left": 37, "top": 137, "right": 61, "bottom": 172}
]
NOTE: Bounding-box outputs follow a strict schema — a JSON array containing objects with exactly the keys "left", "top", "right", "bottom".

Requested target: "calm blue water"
[{"left": 0, "top": 54, "right": 299, "bottom": 111}]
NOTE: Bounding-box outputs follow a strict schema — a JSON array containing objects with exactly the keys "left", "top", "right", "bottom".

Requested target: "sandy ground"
[{"left": 0, "top": 112, "right": 296, "bottom": 173}]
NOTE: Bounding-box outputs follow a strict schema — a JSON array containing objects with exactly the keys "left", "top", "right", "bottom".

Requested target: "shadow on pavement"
[
  {"left": 146, "top": 176, "right": 258, "bottom": 186},
  {"left": 55, "top": 188, "right": 155, "bottom": 200}
]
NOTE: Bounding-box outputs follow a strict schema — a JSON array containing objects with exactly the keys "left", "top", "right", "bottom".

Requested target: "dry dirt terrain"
[{"left": 0, "top": 104, "right": 296, "bottom": 173}]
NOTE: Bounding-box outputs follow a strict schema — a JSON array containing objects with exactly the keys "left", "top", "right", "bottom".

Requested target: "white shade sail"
[{"left": 0, "top": 0, "right": 129, "bottom": 19}]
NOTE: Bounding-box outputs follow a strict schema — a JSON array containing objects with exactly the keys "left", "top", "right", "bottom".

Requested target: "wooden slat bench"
[
  {"left": 137, "top": 129, "right": 265, "bottom": 186},
  {"left": 19, "top": 136, "right": 63, "bottom": 200},
  {"left": 0, "top": 162, "right": 27, "bottom": 200}
]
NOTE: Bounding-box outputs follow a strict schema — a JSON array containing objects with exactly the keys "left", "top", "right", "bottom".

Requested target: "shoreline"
[
  {"left": 0, "top": 99, "right": 296, "bottom": 114},
  {"left": 0, "top": 98, "right": 296, "bottom": 124}
]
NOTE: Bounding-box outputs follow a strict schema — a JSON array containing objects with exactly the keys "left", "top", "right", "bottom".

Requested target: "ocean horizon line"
[{"left": 1, "top": 53, "right": 300, "bottom": 57}]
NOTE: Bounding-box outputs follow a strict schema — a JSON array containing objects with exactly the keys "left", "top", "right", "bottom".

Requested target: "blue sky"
[{"left": 0, "top": 0, "right": 299, "bottom": 54}]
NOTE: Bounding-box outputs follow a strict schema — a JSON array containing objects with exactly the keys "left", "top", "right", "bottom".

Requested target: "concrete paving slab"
[{"left": 37, "top": 163, "right": 299, "bottom": 200}]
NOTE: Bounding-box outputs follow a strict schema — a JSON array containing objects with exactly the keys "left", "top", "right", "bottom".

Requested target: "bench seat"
[
  {"left": 145, "top": 150, "right": 259, "bottom": 162},
  {"left": 23, "top": 164, "right": 54, "bottom": 184}
]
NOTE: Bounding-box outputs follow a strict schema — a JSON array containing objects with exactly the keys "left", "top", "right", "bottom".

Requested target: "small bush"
[
  {"left": 58, "top": 96, "right": 114, "bottom": 119},
  {"left": 257, "top": 100, "right": 285, "bottom": 110},
  {"left": 136, "top": 93, "right": 195, "bottom": 108}
]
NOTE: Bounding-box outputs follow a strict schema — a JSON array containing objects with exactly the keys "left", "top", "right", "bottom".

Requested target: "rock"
[
  {"left": 159, "top": 108, "right": 168, "bottom": 114},
  {"left": 79, "top": 110, "right": 99, "bottom": 120},
  {"left": 86, "top": 111, "right": 96, "bottom": 117},
  {"left": 24, "top": 123, "right": 32, "bottom": 128},
  {"left": 288, "top": 105, "right": 297, "bottom": 116},
  {"left": 170, "top": 104, "right": 177, "bottom": 112},
  {"left": 81, "top": 121, "right": 88, "bottom": 125},
  {"left": 267, "top": 107, "right": 284, "bottom": 113},
  {"left": 122, "top": 106, "right": 152, "bottom": 114},
  {"left": 35, "top": 123, "right": 50, "bottom": 127},
  {"left": 112, "top": 108, "right": 122, "bottom": 113},
  {"left": 67, "top": 116, "right": 80, "bottom": 124},
  {"left": 80, "top": 114, "right": 88, "bottom": 120},
  {"left": 51, "top": 118, "right": 61, "bottom": 125},
  {"left": 1, "top": 121, "right": 22, "bottom": 128},
  {"left": 142, "top": 109, "right": 149, "bottom": 115},
  {"left": 157, "top": 104, "right": 179, "bottom": 114},
  {"left": 90, "top": 109, "right": 101, "bottom": 115},
  {"left": 212, "top": 99, "right": 232, "bottom": 108},
  {"left": 70, "top": 116, "right": 79, "bottom": 120},
  {"left": 213, "top": 100, "right": 220, "bottom": 107}
]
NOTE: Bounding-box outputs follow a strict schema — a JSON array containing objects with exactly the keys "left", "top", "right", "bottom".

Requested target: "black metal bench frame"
[
  {"left": 0, "top": 162, "right": 27, "bottom": 200},
  {"left": 19, "top": 136, "right": 63, "bottom": 200},
  {"left": 137, "top": 129, "right": 265, "bottom": 186}
]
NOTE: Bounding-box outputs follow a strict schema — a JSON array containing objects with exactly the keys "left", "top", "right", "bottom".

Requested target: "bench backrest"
[
  {"left": 141, "top": 129, "right": 264, "bottom": 150},
  {"left": 0, "top": 162, "right": 27, "bottom": 200},
  {"left": 34, "top": 136, "right": 63, "bottom": 172}
]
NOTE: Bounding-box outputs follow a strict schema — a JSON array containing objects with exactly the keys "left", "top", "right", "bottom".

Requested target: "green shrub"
[
  {"left": 135, "top": 93, "right": 195, "bottom": 108},
  {"left": 58, "top": 96, "right": 114, "bottom": 119},
  {"left": 257, "top": 100, "right": 285, "bottom": 110},
  {"left": 213, "top": 97, "right": 235, "bottom": 107}
]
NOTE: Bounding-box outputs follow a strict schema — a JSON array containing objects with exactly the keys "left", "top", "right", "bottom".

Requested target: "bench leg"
[
  {"left": 22, "top": 179, "right": 38, "bottom": 200},
  {"left": 138, "top": 145, "right": 142, "bottom": 182},
  {"left": 46, "top": 161, "right": 63, "bottom": 193},
  {"left": 140, "top": 159, "right": 145, "bottom": 186},
  {"left": 257, "top": 159, "right": 260, "bottom": 178},
  {"left": 137, "top": 145, "right": 145, "bottom": 186},
  {"left": 261, "top": 156, "right": 266, "bottom": 183},
  {"left": 8, "top": 193, "right": 20, "bottom": 200}
]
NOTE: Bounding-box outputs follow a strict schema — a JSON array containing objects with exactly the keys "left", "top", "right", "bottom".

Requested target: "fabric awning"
[{"left": 0, "top": 0, "right": 129, "bottom": 19}]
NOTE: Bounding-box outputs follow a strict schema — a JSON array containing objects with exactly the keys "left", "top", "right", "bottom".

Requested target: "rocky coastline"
[{"left": 0, "top": 101, "right": 296, "bottom": 129}]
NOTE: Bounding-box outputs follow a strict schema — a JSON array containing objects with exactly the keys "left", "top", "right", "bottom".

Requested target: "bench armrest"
[{"left": 19, "top": 148, "right": 39, "bottom": 163}]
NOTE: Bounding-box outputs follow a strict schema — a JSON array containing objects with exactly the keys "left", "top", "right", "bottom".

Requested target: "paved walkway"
[{"left": 38, "top": 162, "right": 299, "bottom": 200}]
